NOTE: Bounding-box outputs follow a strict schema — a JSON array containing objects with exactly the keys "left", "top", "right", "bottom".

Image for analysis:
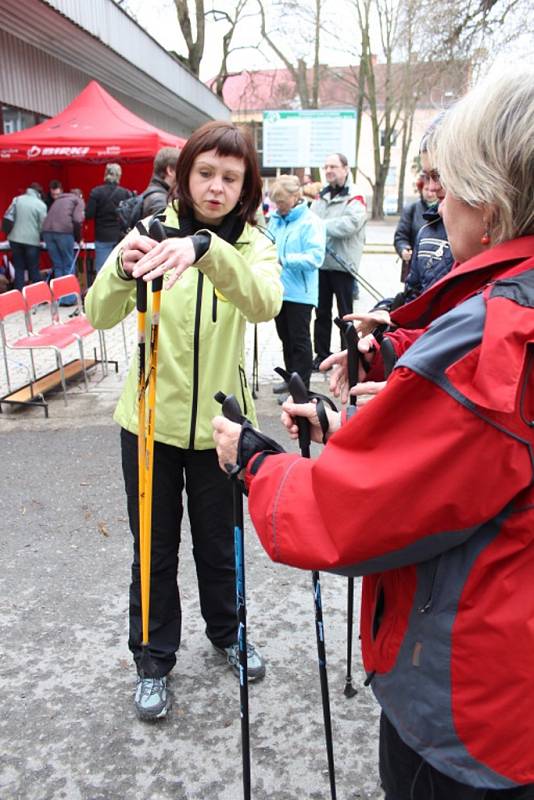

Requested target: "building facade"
[{"left": 0, "top": 0, "right": 228, "bottom": 138}]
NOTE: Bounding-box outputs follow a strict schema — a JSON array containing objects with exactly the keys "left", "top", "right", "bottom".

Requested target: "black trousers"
[
  {"left": 274, "top": 300, "right": 313, "bottom": 389},
  {"left": 379, "top": 712, "right": 534, "bottom": 800},
  {"left": 121, "top": 429, "right": 237, "bottom": 678},
  {"left": 313, "top": 269, "right": 354, "bottom": 360}
]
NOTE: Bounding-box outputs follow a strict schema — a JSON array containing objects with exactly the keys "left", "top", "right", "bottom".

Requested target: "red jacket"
[{"left": 246, "top": 236, "right": 534, "bottom": 789}]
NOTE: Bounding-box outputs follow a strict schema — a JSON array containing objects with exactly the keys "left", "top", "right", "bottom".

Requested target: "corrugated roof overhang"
[{"left": 0, "top": 0, "right": 229, "bottom": 133}]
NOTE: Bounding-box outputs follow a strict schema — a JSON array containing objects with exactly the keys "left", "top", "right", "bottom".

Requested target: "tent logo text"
[{"left": 26, "top": 145, "right": 91, "bottom": 158}]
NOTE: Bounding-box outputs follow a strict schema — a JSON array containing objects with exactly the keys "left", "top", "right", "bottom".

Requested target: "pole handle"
[
  {"left": 287, "top": 371, "right": 311, "bottom": 458},
  {"left": 214, "top": 391, "right": 246, "bottom": 425},
  {"left": 148, "top": 219, "right": 166, "bottom": 293},
  {"left": 136, "top": 278, "right": 147, "bottom": 312}
]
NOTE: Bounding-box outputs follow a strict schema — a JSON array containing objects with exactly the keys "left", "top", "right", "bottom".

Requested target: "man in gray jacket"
[
  {"left": 7, "top": 183, "right": 47, "bottom": 291},
  {"left": 311, "top": 153, "right": 366, "bottom": 368}
]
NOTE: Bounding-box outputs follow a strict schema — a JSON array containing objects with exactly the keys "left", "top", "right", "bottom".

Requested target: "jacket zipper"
[
  {"left": 188, "top": 272, "right": 204, "bottom": 449},
  {"left": 238, "top": 365, "right": 248, "bottom": 417},
  {"left": 418, "top": 557, "right": 441, "bottom": 614}
]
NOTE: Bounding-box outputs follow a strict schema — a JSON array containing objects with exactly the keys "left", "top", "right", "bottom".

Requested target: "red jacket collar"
[{"left": 392, "top": 236, "right": 534, "bottom": 330}]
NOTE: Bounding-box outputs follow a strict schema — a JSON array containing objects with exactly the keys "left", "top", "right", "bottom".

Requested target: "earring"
[{"left": 480, "top": 229, "right": 490, "bottom": 246}]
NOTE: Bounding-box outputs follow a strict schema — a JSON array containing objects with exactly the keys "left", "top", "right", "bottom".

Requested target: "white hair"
[
  {"left": 435, "top": 67, "right": 534, "bottom": 244},
  {"left": 270, "top": 174, "right": 302, "bottom": 202}
]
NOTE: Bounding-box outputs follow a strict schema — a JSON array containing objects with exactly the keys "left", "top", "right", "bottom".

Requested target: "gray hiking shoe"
[
  {"left": 134, "top": 676, "right": 171, "bottom": 721},
  {"left": 214, "top": 641, "right": 266, "bottom": 681}
]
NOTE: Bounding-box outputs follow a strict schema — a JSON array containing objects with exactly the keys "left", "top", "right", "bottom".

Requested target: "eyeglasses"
[
  {"left": 324, "top": 163, "right": 343, "bottom": 170},
  {"left": 421, "top": 169, "right": 441, "bottom": 185}
]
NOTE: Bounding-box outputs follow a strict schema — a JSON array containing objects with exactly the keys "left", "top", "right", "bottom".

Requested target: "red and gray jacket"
[{"left": 246, "top": 236, "right": 534, "bottom": 790}]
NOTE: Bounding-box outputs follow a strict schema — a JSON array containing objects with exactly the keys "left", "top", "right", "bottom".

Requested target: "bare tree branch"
[{"left": 173, "top": 0, "right": 205, "bottom": 76}]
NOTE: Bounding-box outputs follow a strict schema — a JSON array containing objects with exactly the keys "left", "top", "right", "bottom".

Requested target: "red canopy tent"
[{"left": 0, "top": 80, "right": 186, "bottom": 228}]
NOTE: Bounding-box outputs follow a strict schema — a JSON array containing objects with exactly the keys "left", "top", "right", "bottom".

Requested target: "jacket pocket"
[{"left": 361, "top": 566, "right": 417, "bottom": 675}]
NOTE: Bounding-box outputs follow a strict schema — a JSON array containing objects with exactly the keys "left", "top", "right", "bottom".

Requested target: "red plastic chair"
[
  {"left": 50, "top": 274, "right": 107, "bottom": 377},
  {"left": 0, "top": 289, "right": 78, "bottom": 404},
  {"left": 22, "top": 281, "right": 75, "bottom": 344}
]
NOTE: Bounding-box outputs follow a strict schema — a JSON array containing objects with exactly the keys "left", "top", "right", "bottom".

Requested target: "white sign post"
[{"left": 262, "top": 109, "right": 357, "bottom": 168}]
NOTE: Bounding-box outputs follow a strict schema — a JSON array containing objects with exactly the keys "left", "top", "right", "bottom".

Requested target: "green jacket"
[
  {"left": 85, "top": 205, "right": 282, "bottom": 449},
  {"left": 8, "top": 188, "right": 47, "bottom": 246}
]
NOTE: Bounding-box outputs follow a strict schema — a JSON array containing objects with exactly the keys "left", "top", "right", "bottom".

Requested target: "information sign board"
[{"left": 262, "top": 109, "right": 357, "bottom": 168}]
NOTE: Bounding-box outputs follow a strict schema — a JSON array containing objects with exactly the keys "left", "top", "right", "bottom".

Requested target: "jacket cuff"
[
  {"left": 191, "top": 232, "right": 211, "bottom": 262},
  {"left": 116, "top": 249, "right": 134, "bottom": 281},
  {"left": 245, "top": 452, "right": 272, "bottom": 491}
]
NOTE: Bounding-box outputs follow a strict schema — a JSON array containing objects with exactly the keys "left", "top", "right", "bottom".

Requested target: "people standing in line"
[
  {"left": 213, "top": 68, "right": 534, "bottom": 800},
  {"left": 85, "top": 163, "right": 132, "bottom": 273},
  {"left": 41, "top": 185, "right": 85, "bottom": 305},
  {"left": 6, "top": 183, "right": 47, "bottom": 291},
  {"left": 85, "top": 121, "right": 282, "bottom": 722},
  {"left": 311, "top": 152, "right": 366, "bottom": 369},
  {"left": 393, "top": 173, "right": 438, "bottom": 281},
  {"left": 268, "top": 175, "right": 326, "bottom": 401},
  {"left": 141, "top": 146, "right": 181, "bottom": 217}
]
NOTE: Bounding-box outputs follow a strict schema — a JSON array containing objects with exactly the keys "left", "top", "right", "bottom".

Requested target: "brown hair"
[
  {"left": 171, "top": 121, "right": 262, "bottom": 225},
  {"left": 153, "top": 146, "right": 181, "bottom": 180}
]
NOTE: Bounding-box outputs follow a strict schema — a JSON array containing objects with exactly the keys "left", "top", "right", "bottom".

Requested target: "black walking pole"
[
  {"left": 334, "top": 317, "right": 360, "bottom": 699},
  {"left": 281, "top": 369, "right": 337, "bottom": 800},
  {"left": 214, "top": 391, "right": 251, "bottom": 800},
  {"left": 251, "top": 324, "right": 259, "bottom": 399}
]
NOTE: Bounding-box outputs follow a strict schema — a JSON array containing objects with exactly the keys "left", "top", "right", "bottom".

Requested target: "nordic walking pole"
[
  {"left": 138, "top": 219, "right": 166, "bottom": 659},
  {"left": 252, "top": 324, "right": 259, "bottom": 399},
  {"left": 214, "top": 390, "right": 251, "bottom": 800},
  {"left": 334, "top": 317, "right": 359, "bottom": 699},
  {"left": 285, "top": 370, "right": 337, "bottom": 800},
  {"left": 137, "top": 274, "right": 149, "bottom": 646}
]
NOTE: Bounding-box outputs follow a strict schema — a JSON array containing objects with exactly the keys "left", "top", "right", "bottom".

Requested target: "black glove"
[{"left": 233, "top": 421, "right": 286, "bottom": 493}]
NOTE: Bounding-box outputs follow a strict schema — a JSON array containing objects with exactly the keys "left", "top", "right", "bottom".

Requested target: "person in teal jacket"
[
  {"left": 268, "top": 175, "right": 325, "bottom": 397},
  {"left": 7, "top": 183, "right": 47, "bottom": 291},
  {"left": 85, "top": 121, "right": 282, "bottom": 721}
]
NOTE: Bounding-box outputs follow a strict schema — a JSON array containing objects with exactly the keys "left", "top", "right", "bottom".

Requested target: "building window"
[
  {"left": 386, "top": 166, "right": 397, "bottom": 186},
  {"left": 1, "top": 105, "right": 48, "bottom": 134}
]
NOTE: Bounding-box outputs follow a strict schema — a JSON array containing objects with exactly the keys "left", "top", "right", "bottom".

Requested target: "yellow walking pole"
[
  {"left": 136, "top": 277, "right": 149, "bottom": 645},
  {"left": 141, "top": 273, "right": 163, "bottom": 646},
  {"left": 138, "top": 219, "right": 167, "bottom": 655}
]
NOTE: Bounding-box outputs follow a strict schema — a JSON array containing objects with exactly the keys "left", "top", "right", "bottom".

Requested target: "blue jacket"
[
  {"left": 404, "top": 211, "right": 453, "bottom": 301},
  {"left": 268, "top": 201, "right": 325, "bottom": 306}
]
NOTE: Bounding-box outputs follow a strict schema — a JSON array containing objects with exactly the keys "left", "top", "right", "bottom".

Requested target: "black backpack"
[{"left": 116, "top": 188, "right": 163, "bottom": 235}]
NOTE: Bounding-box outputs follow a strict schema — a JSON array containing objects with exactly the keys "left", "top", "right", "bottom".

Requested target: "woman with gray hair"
[
  {"left": 86, "top": 162, "right": 132, "bottom": 273},
  {"left": 213, "top": 68, "right": 534, "bottom": 798}
]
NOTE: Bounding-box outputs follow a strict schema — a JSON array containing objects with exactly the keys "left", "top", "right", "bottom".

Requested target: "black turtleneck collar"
[
  {"left": 320, "top": 183, "right": 350, "bottom": 200},
  {"left": 161, "top": 204, "right": 246, "bottom": 246}
]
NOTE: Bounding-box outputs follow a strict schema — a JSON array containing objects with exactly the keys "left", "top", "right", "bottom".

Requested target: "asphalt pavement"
[{"left": 0, "top": 221, "right": 401, "bottom": 800}]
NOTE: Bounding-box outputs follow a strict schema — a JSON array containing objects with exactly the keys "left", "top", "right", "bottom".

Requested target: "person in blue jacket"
[{"left": 268, "top": 175, "right": 326, "bottom": 399}]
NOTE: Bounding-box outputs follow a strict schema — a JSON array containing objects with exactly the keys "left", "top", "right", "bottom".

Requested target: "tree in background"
[
  {"left": 119, "top": 0, "right": 533, "bottom": 218},
  {"left": 173, "top": 0, "right": 256, "bottom": 94},
  {"left": 257, "top": 0, "right": 325, "bottom": 109}
]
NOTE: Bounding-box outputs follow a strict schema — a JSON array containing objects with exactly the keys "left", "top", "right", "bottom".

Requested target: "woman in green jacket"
[{"left": 85, "top": 121, "right": 282, "bottom": 721}]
